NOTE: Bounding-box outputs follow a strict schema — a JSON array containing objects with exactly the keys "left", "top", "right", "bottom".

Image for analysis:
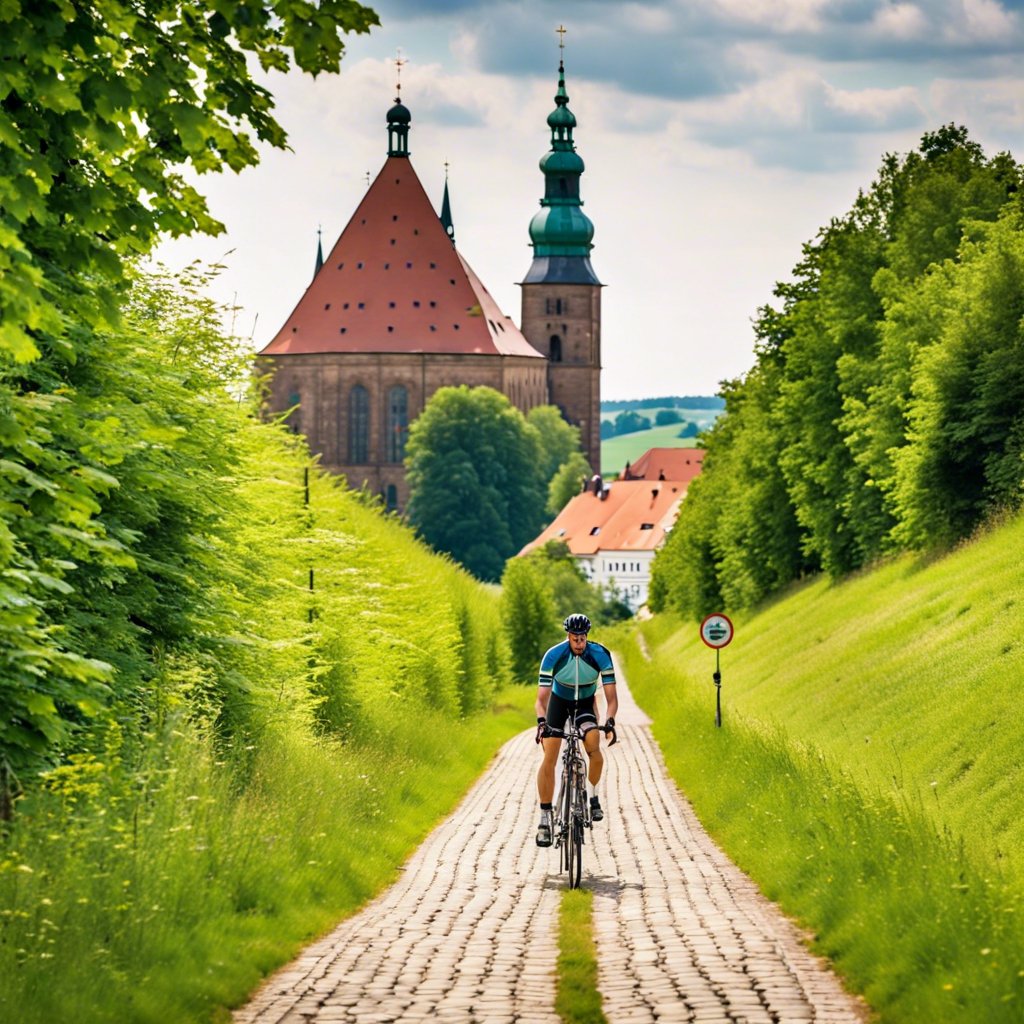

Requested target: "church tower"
[{"left": 520, "top": 55, "right": 603, "bottom": 473}]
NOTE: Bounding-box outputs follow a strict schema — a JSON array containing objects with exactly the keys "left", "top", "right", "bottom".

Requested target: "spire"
[
  {"left": 386, "top": 51, "right": 411, "bottom": 157},
  {"left": 440, "top": 162, "right": 455, "bottom": 247},
  {"left": 522, "top": 31, "right": 600, "bottom": 285},
  {"left": 313, "top": 226, "right": 324, "bottom": 278}
]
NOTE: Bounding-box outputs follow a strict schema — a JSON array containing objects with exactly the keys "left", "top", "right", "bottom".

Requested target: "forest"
[{"left": 651, "top": 125, "right": 1024, "bottom": 618}]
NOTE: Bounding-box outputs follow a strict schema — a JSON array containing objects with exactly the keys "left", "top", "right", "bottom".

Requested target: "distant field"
[
  {"left": 601, "top": 425, "right": 700, "bottom": 477},
  {"left": 599, "top": 406, "right": 721, "bottom": 428}
]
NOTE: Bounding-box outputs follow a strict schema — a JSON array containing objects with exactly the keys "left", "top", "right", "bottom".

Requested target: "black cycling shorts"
[{"left": 544, "top": 691, "right": 598, "bottom": 735}]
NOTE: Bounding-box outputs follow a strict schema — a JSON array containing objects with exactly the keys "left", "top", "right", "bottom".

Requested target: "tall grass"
[
  {"left": 613, "top": 511, "right": 1024, "bottom": 1022},
  {"left": 0, "top": 405, "right": 532, "bottom": 1022},
  {"left": 0, "top": 692, "right": 533, "bottom": 1023}
]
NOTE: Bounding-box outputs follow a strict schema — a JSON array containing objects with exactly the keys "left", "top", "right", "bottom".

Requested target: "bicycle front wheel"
[{"left": 569, "top": 815, "right": 583, "bottom": 888}]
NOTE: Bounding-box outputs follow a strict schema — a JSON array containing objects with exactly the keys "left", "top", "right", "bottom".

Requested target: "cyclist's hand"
[
  {"left": 603, "top": 717, "right": 617, "bottom": 746},
  {"left": 535, "top": 716, "right": 546, "bottom": 745}
]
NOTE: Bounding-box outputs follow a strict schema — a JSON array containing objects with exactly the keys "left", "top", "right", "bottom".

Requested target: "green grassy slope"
[
  {"left": 616, "top": 511, "right": 1024, "bottom": 1021},
  {"left": 653, "top": 512, "right": 1024, "bottom": 864}
]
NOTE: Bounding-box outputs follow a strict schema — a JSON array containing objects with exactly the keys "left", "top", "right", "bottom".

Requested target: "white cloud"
[
  {"left": 688, "top": 71, "right": 925, "bottom": 169},
  {"left": 958, "top": 0, "right": 1018, "bottom": 40},
  {"left": 711, "top": 0, "right": 828, "bottom": 33},
  {"left": 870, "top": 3, "right": 930, "bottom": 38}
]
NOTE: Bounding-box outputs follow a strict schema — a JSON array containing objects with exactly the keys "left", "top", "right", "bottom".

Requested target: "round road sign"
[{"left": 700, "top": 613, "right": 734, "bottom": 649}]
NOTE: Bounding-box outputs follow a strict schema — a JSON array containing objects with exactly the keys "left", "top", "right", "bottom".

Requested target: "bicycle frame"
[{"left": 549, "top": 711, "right": 591, "bottom": 889}]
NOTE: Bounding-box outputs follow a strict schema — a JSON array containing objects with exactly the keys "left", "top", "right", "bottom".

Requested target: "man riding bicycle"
[{"left": 534, "top": 613, "right": 618, "bottom": 847}]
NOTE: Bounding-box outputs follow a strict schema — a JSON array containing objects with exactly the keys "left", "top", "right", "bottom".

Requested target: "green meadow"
[
  {"left": 615, "top": 510, "right": 1024, "bottom": 1022},
  {"left": 600, "top": 429, "right": 699, "bottom": 477}
]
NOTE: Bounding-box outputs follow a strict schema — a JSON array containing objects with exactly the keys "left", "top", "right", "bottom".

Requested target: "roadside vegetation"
[
  {"left": 614, "top": 510, "right": 1024, "bottom": 1023},
  {"left": 0, "top": 266, "right": 534, "bottom": 1022},
  {"left": 556, "top": 889, "right": 608, "bottom": 1024},
  {"left": 651, "top": 125, "right": 1024, "bottom": 618},
  {"left": 500, "top": 541, "right": 632, "bottom": 681}
]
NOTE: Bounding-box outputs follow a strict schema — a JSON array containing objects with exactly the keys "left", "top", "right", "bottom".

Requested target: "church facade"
[{"left": 257, "top": 60, "right": 602, "bottom": 510}]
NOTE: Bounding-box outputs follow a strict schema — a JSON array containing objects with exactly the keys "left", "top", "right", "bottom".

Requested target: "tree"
[
  {"left": 0, "top": 2, "right": 378, "bottom": 797},
  {"left": 0, "top": 0, "right": 378, "bottom": 364},
  {"left": 655, "top": 409, "right": 683, "bottom": 426},
  {"left": 547, "top": 452, "right": 591, "bottom": 516},
  {"left": 527, "top": 405, "right": 583, "bottom": 484},
  {"left": 405, "top": 387, "right": 547, "bottom": 582},
  {"left": 613, "top": 410, "right": 651, "bottom": 435},
  {"left": 500, "top": 557, "right": 557, "bottom": 680}
]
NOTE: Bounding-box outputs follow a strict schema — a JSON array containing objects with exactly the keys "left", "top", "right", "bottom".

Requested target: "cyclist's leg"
[
  {"left": 580, "top": 697, "right": 606, "bottom": 822},
  {"left": 537, "top": 695, "right": 569, "bottom": 847},
  {"left": 583, "top": 725, "right": 603, "bottom": 784},
  {"left": 537, "top": 735, "right": 561, "bottom": 803}
]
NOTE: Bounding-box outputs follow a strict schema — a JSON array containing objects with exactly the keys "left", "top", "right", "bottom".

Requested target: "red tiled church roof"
[{"left": 259, "top": 157, "right": 542, "bottom": 359}]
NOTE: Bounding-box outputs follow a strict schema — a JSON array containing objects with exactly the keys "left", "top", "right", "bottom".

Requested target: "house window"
[
  {"left": 550, "top": 335, "right": 563, "bottom": 362},
  {"left": 385, "top": 484, "right": 398, "bottom": 512},
  {"left": 348, "top": 385, "right": 369, "bottom": 463},
  {"left": 386, "top": 386, "right": 409, "bottom": 463}
]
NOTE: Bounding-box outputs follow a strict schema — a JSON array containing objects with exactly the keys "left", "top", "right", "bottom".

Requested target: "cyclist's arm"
[
  {"left": 602, "top": 682, "right": 619, "bottom": 723},
  {"left": 535, "top": 686, "right": 552, "bottom": 720}
]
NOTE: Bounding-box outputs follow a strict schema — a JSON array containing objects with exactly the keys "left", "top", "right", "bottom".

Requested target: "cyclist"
[{"left": 534, "top": 613, "right": 618, "bottom": 847}]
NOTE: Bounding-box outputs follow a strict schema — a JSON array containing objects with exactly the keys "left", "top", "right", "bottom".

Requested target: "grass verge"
[
  {"left": 0, "top": 689, "right": 534, "bottom": 1024},
  {"left": 614, "top": 628, "right": 1024, "bottom": 1023},
  {"left": 556, "top": 888, "right": 608, "bottom": 1024}
]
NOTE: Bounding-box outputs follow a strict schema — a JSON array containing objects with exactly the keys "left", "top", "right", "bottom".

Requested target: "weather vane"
[{"left": 393, "top": 48, "right": 407, "bottom": 100}]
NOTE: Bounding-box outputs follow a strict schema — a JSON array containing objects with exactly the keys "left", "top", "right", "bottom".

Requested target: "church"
[{"left": 257, "top": 57, "right": 603, "bottom": 511}]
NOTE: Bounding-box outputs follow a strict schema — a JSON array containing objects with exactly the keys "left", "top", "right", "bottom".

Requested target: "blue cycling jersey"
[{"left": 538, "top": 640, "right": 616, "bottom": 701}]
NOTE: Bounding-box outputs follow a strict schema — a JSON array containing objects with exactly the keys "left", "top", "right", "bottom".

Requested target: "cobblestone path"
[{"left": 235, "top": 672, "right": 867, "bottom": 1024}]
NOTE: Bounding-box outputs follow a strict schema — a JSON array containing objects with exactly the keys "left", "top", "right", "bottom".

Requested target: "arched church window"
[
  {"left": 348, "top": 385, "right": 369, "bottom": 464},
  {"left": 549, "top": 336, "right": 563, "bottom": 363},
  {"left": 288, "top": 390, "right": 302, "bottom": 435},
  {"left": 386, "top": 386, "right": 409, "bottom": 463}
]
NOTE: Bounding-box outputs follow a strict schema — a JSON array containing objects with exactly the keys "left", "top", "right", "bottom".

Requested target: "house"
[{"left": 519, "top": 447, "right": 705, "bottom": 611}]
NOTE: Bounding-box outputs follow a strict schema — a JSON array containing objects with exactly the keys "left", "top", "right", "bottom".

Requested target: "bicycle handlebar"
[{"left": 543, "top": 723, "right": 618, "bottom": 746}]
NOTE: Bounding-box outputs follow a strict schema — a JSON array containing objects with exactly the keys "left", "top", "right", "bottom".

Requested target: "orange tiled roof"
[
  {"left": 520, "top": 478, "right": 689, "bottom": 557},
  {"left": 260, "top": 156, "right": 542, "bottom": 359},
  {"left": 622, "top": 446, "right": 704, "bottom": 483}
]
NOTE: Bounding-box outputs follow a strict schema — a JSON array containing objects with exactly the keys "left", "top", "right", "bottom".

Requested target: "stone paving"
[{"left": 235, "top": 670, "right": 867, "bottom": 1024}]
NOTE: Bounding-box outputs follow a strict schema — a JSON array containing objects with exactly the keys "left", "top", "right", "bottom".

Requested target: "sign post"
[{"left": 699, "top": 613, "right": 734, "bottom": 727}]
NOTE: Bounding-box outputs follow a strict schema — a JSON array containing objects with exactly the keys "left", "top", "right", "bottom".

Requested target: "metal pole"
[{"left": 714, "top": 647, "right": 722, "bottom": 728}]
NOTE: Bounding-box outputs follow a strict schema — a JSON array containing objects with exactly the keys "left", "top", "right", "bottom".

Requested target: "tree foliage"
[
  {"left": 547, "top": 451, "right": 591, "bottom": 516},
  {"left": 0, "top": 1, "right": 381, "bottom": 797},
  {"left": 527, "top": 405, "right": 583, "bottom": 484},
  {"left": 0, "top": 0, "right": 377, "bottom": 363},
  {"left": 500, "top": 541, "right": 630, "bottom": 680},
  {"left": 651, "top": 125, "right": 1024, "bottom": 619},
  {"left": 405, "top": 387, "right": 547, "bottom": 582}
]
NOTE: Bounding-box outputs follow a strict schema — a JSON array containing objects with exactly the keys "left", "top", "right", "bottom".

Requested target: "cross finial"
[
  {"left": 444, "top": 159, "right": 450, "bottom": 181},
  {"left": 556, "top": 24, "right": 567, "bottom": 53},
  {"left": 394, "top": 48, "right": 407, "bottom": 100}
]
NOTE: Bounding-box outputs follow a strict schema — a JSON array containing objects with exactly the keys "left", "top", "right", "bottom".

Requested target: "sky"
[{"left": 154, "top": 0, "right": 1024, "bottom": 399}]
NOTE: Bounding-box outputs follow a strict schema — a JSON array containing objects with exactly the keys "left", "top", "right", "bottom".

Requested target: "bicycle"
[{"left": 547, "top": 713, "right": 617, "bottom": 889}]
